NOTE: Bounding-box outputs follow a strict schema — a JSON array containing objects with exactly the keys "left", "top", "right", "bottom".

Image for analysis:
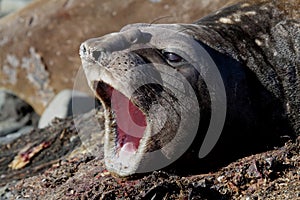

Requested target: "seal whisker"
[{"left": 149, "top": 15, "right": 174, "bottom": 26}]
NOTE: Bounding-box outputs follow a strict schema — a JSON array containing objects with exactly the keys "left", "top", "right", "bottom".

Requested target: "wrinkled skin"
[{"left": 80, "top": 0, "right": 299, "bottom": 177}]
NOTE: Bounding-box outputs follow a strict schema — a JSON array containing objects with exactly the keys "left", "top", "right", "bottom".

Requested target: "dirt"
[{"left": 0, "top": 109, "right": 299, "bottom": 199}]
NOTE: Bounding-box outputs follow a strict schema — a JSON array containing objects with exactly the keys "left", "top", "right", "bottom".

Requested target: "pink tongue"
[{"left": 111, "top": 89, "right": 146, "bottom": 149}]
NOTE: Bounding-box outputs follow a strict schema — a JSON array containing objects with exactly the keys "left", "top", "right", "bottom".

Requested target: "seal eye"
[{"left": 163, "top": 52, "right": 183, "bottom": 63}]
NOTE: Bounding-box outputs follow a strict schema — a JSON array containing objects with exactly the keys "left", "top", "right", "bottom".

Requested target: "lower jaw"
[
  {"left": 104, "top": 139, "right": 143, "bottom": 177},
  {"left": 94, "top": 83, "right": 148, "bottom": 176},
  {"left": 102, "top": 111, "right": 145, "bottom": 177}
]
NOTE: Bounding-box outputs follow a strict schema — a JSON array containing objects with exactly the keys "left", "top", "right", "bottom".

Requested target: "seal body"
[{"left": 80, "top": 0, "right": 299, "bottom": 176}]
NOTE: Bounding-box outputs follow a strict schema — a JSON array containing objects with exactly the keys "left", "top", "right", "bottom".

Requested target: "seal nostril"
[
  {"left": 92, "top": 51, "right": 101, "bottom": 61},
  {"left": 80, "top": 44, "right": 87, "bottom": 56}
]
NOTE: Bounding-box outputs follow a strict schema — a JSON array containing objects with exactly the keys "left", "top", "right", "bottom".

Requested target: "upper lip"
[{"left": 92, "top": 81, "right": 113, "bottom": 107}]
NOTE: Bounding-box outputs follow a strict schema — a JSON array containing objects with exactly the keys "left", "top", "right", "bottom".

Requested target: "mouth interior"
[{"left": 109, "top": 87, "right": 147, "bottom": 155}]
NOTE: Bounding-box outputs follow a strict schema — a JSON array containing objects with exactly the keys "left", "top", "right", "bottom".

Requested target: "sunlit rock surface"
[{"left": 0, "top": 0, "right": 236, "bottom": 114}]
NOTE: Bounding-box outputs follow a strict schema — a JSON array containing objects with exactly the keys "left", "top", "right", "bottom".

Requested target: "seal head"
[{"left": 80, "top": 24, "right": 228, "bottom": 176}]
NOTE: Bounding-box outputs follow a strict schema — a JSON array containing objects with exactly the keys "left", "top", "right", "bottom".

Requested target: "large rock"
[
  {"left": 0, "top": 0, "right": 236, "bottom": 114},
  {"left": 38, "top": 89, "right": 99, "bottom": 128},
  {"left": 0, "top": 90, "right": 39, "bottom": 143},
  {"left": 0, "top": 0, "right": 33, "bottom": 17}
]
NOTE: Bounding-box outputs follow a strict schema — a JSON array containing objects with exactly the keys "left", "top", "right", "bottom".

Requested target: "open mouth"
[
  {"left": 93, "top": 81, "right": 148, "bottom": 171},
  {"left": 111, "top": 87, "right": 147, "bottom": 151}
]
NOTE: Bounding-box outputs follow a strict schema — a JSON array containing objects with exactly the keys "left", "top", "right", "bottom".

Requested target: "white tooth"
[
  {"left": 120, "top": 142, "right": 137, "bottom": 153},
  {"left": 118, "top": 142, "right": 137, "bottom": 166}
]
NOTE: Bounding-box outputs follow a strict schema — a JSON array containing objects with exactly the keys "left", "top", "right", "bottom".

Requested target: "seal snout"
[{"left": 80, "top": 28, "right": 152, "bottom": 62}]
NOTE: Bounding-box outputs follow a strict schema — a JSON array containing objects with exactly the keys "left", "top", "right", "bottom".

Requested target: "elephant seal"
[{"left": 80, "top": 0, "right": 299, "bottom": 177}]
